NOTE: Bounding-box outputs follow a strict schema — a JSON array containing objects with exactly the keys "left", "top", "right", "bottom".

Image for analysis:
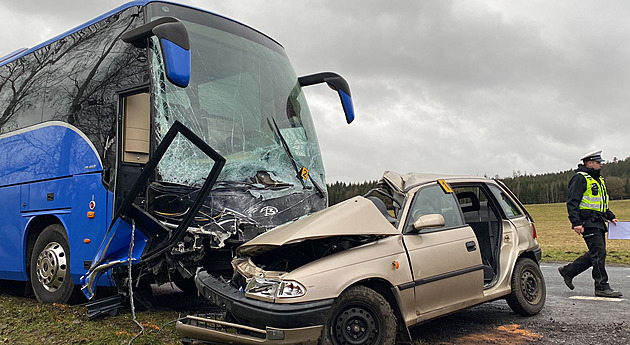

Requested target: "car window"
[
  {"left": 488, "top": 184, "right": 523, "bottom": 218},
  {"left": 405, "top": 184, "right": 463, "bottom": 232},
  {"left": 453, "top": 186, "right": 500, "bottom": 224}
]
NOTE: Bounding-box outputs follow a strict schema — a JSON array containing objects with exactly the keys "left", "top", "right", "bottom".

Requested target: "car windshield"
[{"left": 147, "top": 3, "right": 324, "bottom": 189}]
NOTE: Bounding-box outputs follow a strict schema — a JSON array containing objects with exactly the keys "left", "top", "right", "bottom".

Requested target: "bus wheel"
[{"left": 30, "top": 224, "right": 74, "bottom": 304}]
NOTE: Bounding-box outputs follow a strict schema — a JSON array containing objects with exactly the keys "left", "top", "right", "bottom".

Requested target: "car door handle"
[{"left": 466, "top": 241, "right": 477, "bottom": 252}]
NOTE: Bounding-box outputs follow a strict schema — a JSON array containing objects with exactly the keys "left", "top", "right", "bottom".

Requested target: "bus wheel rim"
[{"left": 36, "top": 242, "right": 67, "bottom": 292}]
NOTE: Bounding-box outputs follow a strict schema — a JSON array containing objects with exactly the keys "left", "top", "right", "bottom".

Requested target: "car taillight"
[{"left": 532, "top": 223, "right": 537, "bottom": 239}]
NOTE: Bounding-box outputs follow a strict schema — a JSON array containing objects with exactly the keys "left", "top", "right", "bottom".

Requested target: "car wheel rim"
[
  {"left": 520, "top": 269, "right": 541, "bottom": 304},
  {"left": 333, "top": 306, "right": 379, "bottom": 345},
  {"left": 36, "top": 242, "right": 67, "bottom": 292}
]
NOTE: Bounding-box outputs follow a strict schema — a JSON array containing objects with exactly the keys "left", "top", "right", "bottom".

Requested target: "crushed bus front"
[{"left": 78, "top": 1, "right": 355, "bottom": 316}]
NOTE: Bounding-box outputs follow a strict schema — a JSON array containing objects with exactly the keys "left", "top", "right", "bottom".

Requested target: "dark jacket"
[{"left": 567, "top": 164, "right": 615, "bottom": 231}]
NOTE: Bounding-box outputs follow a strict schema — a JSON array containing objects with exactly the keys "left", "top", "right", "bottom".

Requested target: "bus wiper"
[
  {"left": 269, "top": 118, "right": 325, "bottom": 198},
  {"left": 215, "top": 180, "right": 293, "bottom": 190}
]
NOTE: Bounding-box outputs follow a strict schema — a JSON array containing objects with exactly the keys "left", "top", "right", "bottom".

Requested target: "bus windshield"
[{"left": 148, "top": 3, "right": 325, "bottom": 191}]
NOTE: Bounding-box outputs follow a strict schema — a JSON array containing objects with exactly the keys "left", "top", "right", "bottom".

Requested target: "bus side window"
[{"left": 123, "top": 92, "right": 150, "bottom": 163}]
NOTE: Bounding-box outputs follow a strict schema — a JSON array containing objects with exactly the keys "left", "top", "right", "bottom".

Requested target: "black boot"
[
  {"left": 595, "top": 288, "right": 622, "bottom": 298},
  {"left": 558, "top": 266, "right": 574, "bottom": 290}
]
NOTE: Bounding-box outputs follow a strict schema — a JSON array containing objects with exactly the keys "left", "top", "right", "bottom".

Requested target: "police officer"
[{"left": 558, "top": 150, "right": 622, "bottom": 298}]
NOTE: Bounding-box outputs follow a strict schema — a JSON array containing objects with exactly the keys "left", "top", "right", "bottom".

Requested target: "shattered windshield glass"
[{"left": 148, "top": 4, "right": 325, "bottom": 191}]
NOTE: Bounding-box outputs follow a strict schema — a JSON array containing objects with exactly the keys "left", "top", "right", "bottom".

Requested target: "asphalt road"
[
  {"left": 411, "top": 262, "right": 630, "bottom": 344},
  {"left": 540, "top": 262, "right": 630, "bottom": 323}
]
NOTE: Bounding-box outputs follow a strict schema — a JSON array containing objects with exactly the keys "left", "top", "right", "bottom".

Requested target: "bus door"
[
  {"left": 81, "top": 120, "right": 225, "bottom": 300},
  {"left": 114, "top": 89, "right": 151, "bottom": 212}
]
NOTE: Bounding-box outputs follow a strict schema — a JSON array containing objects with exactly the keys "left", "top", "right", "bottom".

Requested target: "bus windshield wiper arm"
[
  {"left": 215, "top": 180, "right": 293, "bottom": 190},
  {"left": 269, "top": 118, "right": 325, "bottom": 198}
]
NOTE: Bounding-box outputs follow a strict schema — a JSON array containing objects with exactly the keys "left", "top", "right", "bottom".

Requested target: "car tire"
[
  {"left": 30, "top": 224, "right": 75, "bottom": 304},
  {"left": 320, "top": 286, "right": 396, "bottom": 345},
  {"left": 506, "top": 257, "right": 546, "bottom": 316}
]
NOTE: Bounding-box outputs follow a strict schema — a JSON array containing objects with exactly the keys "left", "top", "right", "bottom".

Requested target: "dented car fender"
[
  {"left": 278, "top": 235, "right": 411, "bottom": 303},
  {"left": 496, "top": 216, "right": 542, "bottom": 292}
]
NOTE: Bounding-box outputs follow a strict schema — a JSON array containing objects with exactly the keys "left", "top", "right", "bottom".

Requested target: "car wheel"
[
  {"left": 506, "top": 257, "right": 546, "bottom": 316},
  {"left": 321, "top": 286, "right": 396, "bottom": 345},
  {"left": 30, "top": 224, "right": 74, "bottom": 304}
]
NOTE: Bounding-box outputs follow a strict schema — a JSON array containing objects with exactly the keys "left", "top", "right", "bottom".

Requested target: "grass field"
[
  {"left": 526, "top": 199, "right": 630, "bottom": 264},
  {"left": 0, "top": 289, "right": 183, "bottom": 344}
]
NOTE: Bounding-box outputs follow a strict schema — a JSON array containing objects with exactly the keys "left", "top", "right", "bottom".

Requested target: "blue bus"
[{"left": 0, "top": 1, "right": 354, "bottom": 305}]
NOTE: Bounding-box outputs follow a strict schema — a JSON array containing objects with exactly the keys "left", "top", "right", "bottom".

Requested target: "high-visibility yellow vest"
[{"left": 577, "top": 172, "right": 608, "bottom": 212}]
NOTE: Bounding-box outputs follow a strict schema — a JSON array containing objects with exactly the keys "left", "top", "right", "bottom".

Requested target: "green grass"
[
  {"left": 527, "top": 199, "right": 630, "bottom": 264},
  {"left": 0, "top": 287, "right": 183, "bottom": 344}
]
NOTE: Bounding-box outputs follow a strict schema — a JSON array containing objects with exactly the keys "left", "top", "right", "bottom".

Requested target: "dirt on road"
[{"left": 410, "top": 299, "right": 628, "bottom": 345}]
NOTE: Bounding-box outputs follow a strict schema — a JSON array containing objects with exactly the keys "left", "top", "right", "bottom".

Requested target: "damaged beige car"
[{"left": 177, "top": 171, "right": 545, "bottom": 345}]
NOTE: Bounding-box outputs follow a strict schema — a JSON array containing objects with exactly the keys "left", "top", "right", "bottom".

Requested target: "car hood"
[{"left": 237, "top": 196, "right": 399, "bottom": 256}]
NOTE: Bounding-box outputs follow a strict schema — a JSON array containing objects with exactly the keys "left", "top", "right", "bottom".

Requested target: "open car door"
[{"left": 81, "top": 121, "right": 225, "bottom": 300}]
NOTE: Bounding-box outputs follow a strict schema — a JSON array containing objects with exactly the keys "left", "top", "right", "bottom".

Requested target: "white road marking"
[{"left": 569, "top": 296, "right": 625, "bottom": 302}]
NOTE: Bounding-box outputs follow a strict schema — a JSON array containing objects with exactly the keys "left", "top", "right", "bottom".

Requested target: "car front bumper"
[
  {"left": 176, "top": 314, "right": 322, "bottom": 345},
  {"left": 176, "top": 270, "right": 334, "bottom": 344},
  {"left": 194, "top": 270, "right": 334, "bottom": 329}
]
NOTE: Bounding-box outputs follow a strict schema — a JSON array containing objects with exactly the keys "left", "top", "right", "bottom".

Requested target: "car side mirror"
[
  {"left": 412, "top": 214, "right": 445, "bottom": 232},
  {"left": 298, "top": 72, "right": 355, "bottom": 124},
  {"left": 121, "top": 17, "right": 191, "bottom": 88}
]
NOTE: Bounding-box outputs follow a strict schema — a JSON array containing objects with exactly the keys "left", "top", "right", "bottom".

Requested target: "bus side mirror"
[
  {"left": 298, "top": 72, "right": 355, "bottom": 124},
  {"left": 121, "top": 17, "right": 191, "bottom": 88}
]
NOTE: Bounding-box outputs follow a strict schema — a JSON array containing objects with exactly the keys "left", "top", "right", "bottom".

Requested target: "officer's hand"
[
  {"left": 573, "top": 225, "right": 584, "bottom": 234},
  {"left": 612, "top": 219, "right": 619, "bottom": 225}
]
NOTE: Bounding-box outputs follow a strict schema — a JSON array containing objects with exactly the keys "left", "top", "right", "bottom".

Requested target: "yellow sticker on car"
[
  {"left": 437, "top": 179, "right": 453, "bottom": 193},
  {"left": 300, "top": 167, "right": 309, "bottom": 181}
]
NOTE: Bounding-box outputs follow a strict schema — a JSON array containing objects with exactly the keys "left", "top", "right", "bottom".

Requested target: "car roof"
[{"left": 382, "top": 170, "right": 493, "bottom": 193}]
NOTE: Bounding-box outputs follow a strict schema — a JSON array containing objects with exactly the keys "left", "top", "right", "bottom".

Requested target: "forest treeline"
[
  {"left": 327, "top": 156, "right": 630, "bottom": 205},
  {"left": 327, "top": 180, "right": 379, "bottom": 206}
]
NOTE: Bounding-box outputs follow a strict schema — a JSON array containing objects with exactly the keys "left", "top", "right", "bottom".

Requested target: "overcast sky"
[{"left": 2, "top": 0, "right": 629, "bottom": 183}]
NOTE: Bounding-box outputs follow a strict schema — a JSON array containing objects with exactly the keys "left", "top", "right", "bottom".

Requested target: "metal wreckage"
[{"left": 79, "top": 2, "right": 356, "bottom": 319}]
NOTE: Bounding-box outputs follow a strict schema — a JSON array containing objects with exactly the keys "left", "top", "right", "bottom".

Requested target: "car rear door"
[
  {"left": 486, "top": 182, "right": 534, "bottom": 272},
  {"left": 401, "top": 182, "right": 484, "bottom": 318}
]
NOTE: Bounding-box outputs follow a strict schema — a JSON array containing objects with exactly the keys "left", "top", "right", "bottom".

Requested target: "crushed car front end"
[
  {"left": 177, "top": 196, "right": 409, "bottom": 344},
  {"left": 178, "top": 271, "right": 330, "bottom": 344}
]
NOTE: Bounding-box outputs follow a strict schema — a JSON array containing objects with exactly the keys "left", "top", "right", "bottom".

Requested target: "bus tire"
[{"left": 30, "top": 224, "right": 74, "bottom": 304}]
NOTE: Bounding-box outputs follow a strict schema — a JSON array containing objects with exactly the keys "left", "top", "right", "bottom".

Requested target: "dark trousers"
[{"left": 563, "top": 228, "right": 609, "bottom": 290}]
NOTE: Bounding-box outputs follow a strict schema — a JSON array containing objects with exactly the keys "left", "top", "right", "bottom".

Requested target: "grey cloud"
[{"left": 3, "top": 0, "right": 630, "bottom": 182}]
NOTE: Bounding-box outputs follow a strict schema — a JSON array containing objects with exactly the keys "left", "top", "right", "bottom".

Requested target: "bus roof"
[{"left": 0, "top": 0, "right": 282, "bottom": 67}]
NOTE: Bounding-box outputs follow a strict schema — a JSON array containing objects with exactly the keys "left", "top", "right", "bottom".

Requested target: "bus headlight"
[{"left": 245, "top": 277, "right": 306, "bottom": 300}]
